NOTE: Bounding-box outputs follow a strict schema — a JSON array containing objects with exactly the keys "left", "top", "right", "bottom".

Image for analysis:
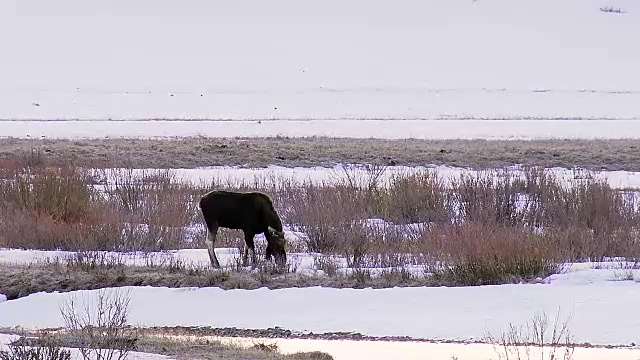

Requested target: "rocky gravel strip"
[{"left": 141, "top": 326, "right": 639, "bottom": 349}]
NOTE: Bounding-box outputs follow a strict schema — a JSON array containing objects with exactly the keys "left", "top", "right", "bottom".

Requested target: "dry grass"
[
  {"left": 133, "top": 334, "right": 334, "bottom": 360},
  {"left": 0, "top": 256, "right": 433, "bottom": 300},
  {"left": 1, "top": 137, "right": 639, "bottom": 170}
]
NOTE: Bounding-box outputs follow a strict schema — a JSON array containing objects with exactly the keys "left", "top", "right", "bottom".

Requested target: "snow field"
[
  {"left": 1, "top": 272, "right": 640, "bottom": 347},
  {"left": 2, "top": 0, "right": 640, "bottom": 122}
]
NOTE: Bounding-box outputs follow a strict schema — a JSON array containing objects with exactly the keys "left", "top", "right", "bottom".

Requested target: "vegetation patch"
[
  {"left": 1, "top": 137, "right": 639, "bottom": 170},
  {"left": 0, "top": 157, "right": 638, "bottom": 292}
]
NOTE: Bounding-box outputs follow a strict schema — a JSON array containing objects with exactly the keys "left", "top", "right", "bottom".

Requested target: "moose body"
[{"left": 198, "top": 190, "right": 287, "bottom": 268}]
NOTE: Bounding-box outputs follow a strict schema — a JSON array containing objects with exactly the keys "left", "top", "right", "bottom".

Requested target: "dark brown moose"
[{"left": 199, "top": 190, "right": 287, "bottom": 269}]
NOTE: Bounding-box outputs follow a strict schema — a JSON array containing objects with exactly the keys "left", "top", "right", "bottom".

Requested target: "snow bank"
[
  {"left": 0, "top": 294, "right": 6, "bottom": 303},
  {"left": 1, "top": 280, "right": 640, "bottom": 347}
]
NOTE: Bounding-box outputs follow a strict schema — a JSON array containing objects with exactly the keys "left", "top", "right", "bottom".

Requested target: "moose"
[{"left": 198, "top": 190, "right": 287, "bottom": 269}]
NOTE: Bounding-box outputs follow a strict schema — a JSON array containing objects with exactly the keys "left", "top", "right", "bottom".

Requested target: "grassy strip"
[
  {"left": 1, "top": 137, "right": 639, "bottom": 170},
  {"left": 0, "top": 261, "right": 441, "bottom": 300}
]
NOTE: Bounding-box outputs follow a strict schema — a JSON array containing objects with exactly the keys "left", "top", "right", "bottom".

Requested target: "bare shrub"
[
  {"left": 522, "top": 169, "right": 639, "bottom": 260},
  {"left": 485, "top": 308, "right": 575, "bottom": 360},
  {"left": 104, "top": 169, "right": 197, "bottom": 251},
  {"left": 0, "top": 332, "right": 71, "bottom": 360},
  {"left": 65, "top": 251, "right": 127, "bottom": 271},
  {"left": 348, "top": 267, "right": 372, "bottom": 286},
  {"left": 335, "top": 163, "right": 387, "bottom": 215},
  {"left": 314, "top": 255, "right": 341, "bottom": 277},
  {"left": 382, "top": 170, "right": 451, "bottom": 224},
  {"left": 378, "top": 267, "right": 415, "bottom": 285},
  {"left": 60, "top": 288, "right": 137, "bottom": 360},
  {"left": 1, "top": 163, "right": 96, "bottom": 223},
  {"left": 426, "top": 223, "right": 559, "bottom": 285},
  {"left": 288, "top": 183, "right": 364, "bottom": 253},
  {"left": 0, "top": 162, "right": 119, "bottom": 250}
]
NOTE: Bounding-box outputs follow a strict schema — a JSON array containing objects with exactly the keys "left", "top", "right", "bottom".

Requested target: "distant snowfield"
[
  {"left": 2, "top": 0, "right": 640, "bottom": 129},
  {"left": 4, "top": 119, "right": 640, "bottom": 140}
]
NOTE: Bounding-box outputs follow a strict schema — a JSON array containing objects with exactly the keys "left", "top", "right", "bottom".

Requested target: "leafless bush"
[
  {"left": 60, "top": 288, "right": 137, "bottom": 360},
  {"left": 314, "top": 255, "right": 341, "bottom": 277},
  {"left": 382, "top": 170, "right": 451, "bottom": 224},
  {"left": 0, "top": 163, "right": 96, "bottom": 223},
  {"left": 485, "top": 308, "right": 575, "bottom": 360},
  {"left": 104, "top": 169, "right": 197, "bottom": 251},
  {"left": 452, "top": 170, "right": 523, "bottom": 226},
  {"left": 425, "top": 223, "right": 559, "bottom": 285},
  {"left": 288, "top": 184, "right": 365, "bottom": 253},
  {"left": 0, "top": 332, "right": 71, "bottom": 360},
  {"left": 64, "top": 251, "right": 127, "bottom": 271}
]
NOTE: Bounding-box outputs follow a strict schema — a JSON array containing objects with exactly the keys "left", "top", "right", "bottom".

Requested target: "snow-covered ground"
[
  {"left": 2, "top": 0, "right": 640, "bottom": 138},
  {"left": 101, "top": 164, "right": 640, "bottom": 189},
  {"left": 1, "top": 248, "right": 640, "bottom": 347},
  {"left": 1, "top": 269, "right": 640, "bottom": 347},
  {"left": 4, "top": 119, "right": 640, "bottom": 140}
]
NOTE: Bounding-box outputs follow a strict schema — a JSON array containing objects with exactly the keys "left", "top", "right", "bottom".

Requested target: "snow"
[
  {"left": 1, "top": 278, "right": 640, "bottom": 347},
  {"left": 1, "top": 247, "right": 640, "bottom": 346},
  {"left": 0, "top": 334, "right": 18, "bottom": 352},
  {"left": 114, "top": 164, "right": 640, "bottom": 190},
  {"left": 2, "top": 0, "right": 640, "bottom": 132},
  {"left": 5, "top": 119, "right": 640, "bottom": 140},
  {"left": 2, "top": 0, "right": 640, "bottom": 353}
]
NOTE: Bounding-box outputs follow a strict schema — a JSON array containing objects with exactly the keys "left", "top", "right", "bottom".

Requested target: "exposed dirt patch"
[{"left": 1, "top": 137, "right": 639, "bottom": 171}]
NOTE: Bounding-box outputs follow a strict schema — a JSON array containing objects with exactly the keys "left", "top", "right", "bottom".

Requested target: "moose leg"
[
  {"left": 243, "top": 232, "right": 257, "bottom": 268},
  {"left": 205, "top": 224, "right": 221, "bottom": 268},
  {"left": 242, "top": 244, "right": 249, "bottom": 266}
]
